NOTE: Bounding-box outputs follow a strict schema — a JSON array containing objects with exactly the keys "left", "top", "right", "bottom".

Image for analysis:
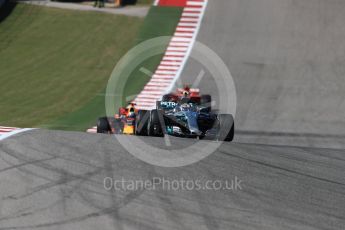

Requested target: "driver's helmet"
[
  {"left": 127, "top": 107, "right": 135, "bottom": 118},
  {"left": 125, "top": 102, "right": 136, "bottom": 118},
  {"left": 182, "top": 85, "right": 191, "bottom": 98},
  {"left": 182, "top": 90, "right": 190, "bottom": 98},
  {"left": 180, "top": 103, "right": 191, "bottom": 111}
]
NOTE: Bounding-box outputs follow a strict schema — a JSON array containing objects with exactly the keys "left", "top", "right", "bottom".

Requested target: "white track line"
[
  {"left": 87, "top": 126, "right": 97, "bottom": 133},
  {"left": 0, "top": 128, "right": 34, "bottom": 141}
]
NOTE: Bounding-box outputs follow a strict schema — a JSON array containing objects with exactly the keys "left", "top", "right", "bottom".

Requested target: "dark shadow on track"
[
  {"left": 0, "top": 0, "right": 17, "bottom": 23},
  {"left": 121, "top": 0, "right": 138, "bottom": 6}
]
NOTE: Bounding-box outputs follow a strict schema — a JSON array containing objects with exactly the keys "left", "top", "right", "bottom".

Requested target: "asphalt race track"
[
  {"left": 0, "top": 129, "right": 344, "bottom": 230},
  {"left": 1, "top": 0, "right": 345, "bottom": 229},
  {"left": 181, "top": 0, "right": 345, "bottom": 149}
]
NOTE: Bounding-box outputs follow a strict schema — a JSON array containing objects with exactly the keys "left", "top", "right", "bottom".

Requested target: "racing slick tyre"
[
  {"left": 97, "top": 117, "right": 111, "bottom": 134},
  {"left": 147, "top": 109, "right": 164, "bottom": 137},
  {"left": 201, "top": 95, "right": 212, "bottom": 113},
  {"left": 135, "top": 110, "right": 149, "bottom": 136},
  {"left": 216, "top": 114, "right": 234, "bottom": 142}
]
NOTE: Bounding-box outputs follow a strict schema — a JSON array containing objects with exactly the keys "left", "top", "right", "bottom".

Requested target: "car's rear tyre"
[
  {"left": 135, "top": 110, "right": 149, "bottom": 136},
  {"left": 97, "top": 117, "right": 111, "bottom": 134},
  {"left": 217, "top": 114, "right": 234, "bottom": 142},
  {"left": 147, "top": 110, "right": 164, "bottom": 137},
  {"left": 201, "top": 95, "right": 212, "bottom": 113}
]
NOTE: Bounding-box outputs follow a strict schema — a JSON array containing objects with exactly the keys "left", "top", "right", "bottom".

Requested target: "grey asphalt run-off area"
[{"left": 1, "top": 0, "right": 345, "bottom": 229}]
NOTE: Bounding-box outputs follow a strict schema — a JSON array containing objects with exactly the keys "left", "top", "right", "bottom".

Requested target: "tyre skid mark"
[{"left": 0, "top": 138, "right": 150, "bottom": 229}]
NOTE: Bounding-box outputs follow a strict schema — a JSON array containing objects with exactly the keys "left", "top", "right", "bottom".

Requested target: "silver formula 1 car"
[{"left": 135, "top": 86, "right": 235, "bottom": 141}]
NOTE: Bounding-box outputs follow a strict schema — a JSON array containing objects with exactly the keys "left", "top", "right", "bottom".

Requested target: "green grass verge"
[
  {"left": 122, "top": 6, "right": 183, "bottom": 106},
  {"left": 50, "top": 6, "right": 182, "bottom": 131},
  {"left": 0, "top": 3, "right": 143, "bottom": 128},
  {"left": 0, "top": 4, "right": 182, "bottom": 131}
]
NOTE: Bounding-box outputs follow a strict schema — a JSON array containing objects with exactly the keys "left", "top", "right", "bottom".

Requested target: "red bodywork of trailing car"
[{"left": 166, "top": 86, "right": 201, "bottom": 103}]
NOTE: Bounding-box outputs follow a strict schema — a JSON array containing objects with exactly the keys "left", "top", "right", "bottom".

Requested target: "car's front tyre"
[
  {"left": 216, "top": 114, "right": 234, "bottom": 142},
  {"left": 135, "top": 110, "right": 149, "bottom": 136},
  {"left": 147, "top": 110, "right": 164, "bottom": 137}
]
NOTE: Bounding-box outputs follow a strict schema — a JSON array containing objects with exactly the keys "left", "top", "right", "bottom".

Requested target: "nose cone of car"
[{"left": 185, "top": 111, "right": 202, "bottom": 136}]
